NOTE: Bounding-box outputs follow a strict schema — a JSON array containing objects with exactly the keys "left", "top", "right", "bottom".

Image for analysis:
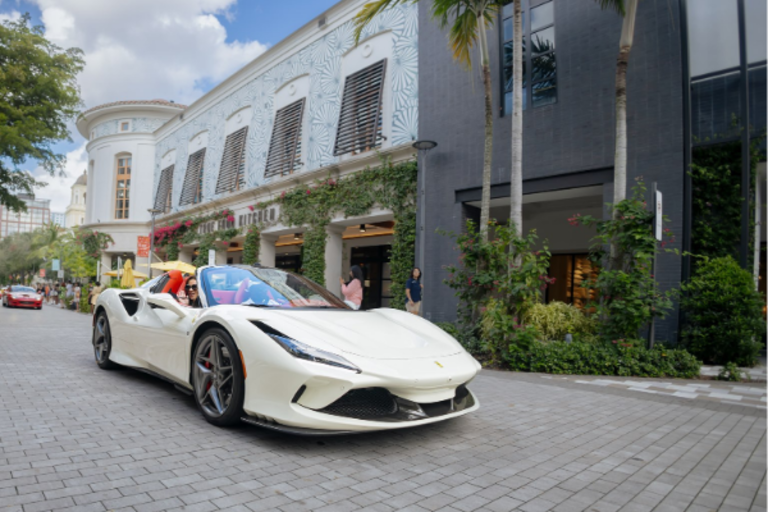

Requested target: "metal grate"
[
  {"left": 215, "top": 126, "right": 249, "bottom": 194},
  {"left": 333, "top": 59, "right": 387, "bottom": 157},
  {"left": 179, "top": 148, "right": 206, "bottom": 206},
  {"left": 319, "top": 388, "right": 397, "bottom": 419},
  {"left": 264, "top": 99, "right": 305, "bottom": 178},
  {"left": 153, "top": 164, "right": 174, "bottom": 213}
]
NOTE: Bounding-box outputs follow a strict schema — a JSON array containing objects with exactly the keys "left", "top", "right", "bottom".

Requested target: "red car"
[{"left": 2, "top": 285, "right": 43, "bottom": 309}]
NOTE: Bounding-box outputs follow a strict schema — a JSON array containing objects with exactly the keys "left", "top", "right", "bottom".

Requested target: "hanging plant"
[
  {"left": 77, "top": 229, "right": 115, "bottom": 259},
  {"left": 243, "top": 226, "right": 262, "bottom": 265}
]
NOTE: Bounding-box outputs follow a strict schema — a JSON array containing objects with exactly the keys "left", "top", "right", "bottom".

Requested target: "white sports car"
[{"left": 92, "top": 265, "right": 480, "bottom": 434}]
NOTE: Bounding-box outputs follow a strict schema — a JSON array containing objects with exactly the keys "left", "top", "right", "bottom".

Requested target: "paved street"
[{"left": 0, "top": 306, "right": 765, "bottom": 512}]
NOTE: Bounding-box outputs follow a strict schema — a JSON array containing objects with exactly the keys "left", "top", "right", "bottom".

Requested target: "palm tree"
[
  {"left": 354, "top": 0, "right": 499, "bottom": 240},
  {"left": 508, "top": 0, "right": 522, "bottom": 237}
]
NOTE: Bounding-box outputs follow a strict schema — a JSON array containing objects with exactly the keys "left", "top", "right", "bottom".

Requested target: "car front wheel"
[{"left": 192, "top": 328, "right": 245, "bottom": 427}]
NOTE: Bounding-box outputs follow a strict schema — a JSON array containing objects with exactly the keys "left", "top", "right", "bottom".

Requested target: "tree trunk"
[
  {"left": 509, "top": 0, "right": 523, "bottom": 238},
  {"left": 754, "top": 176, "right": 762, "bottom": 290},
  {"left": 479, "top": 16, "right": 493, "bottom": 241},
  {"left": 611, "top": 0, "right": 637, "bottom": 268}
]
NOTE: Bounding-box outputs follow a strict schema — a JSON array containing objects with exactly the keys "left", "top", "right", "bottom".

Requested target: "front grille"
[{"left": 319, "top": 388, "right": 397, "bottom": 419}]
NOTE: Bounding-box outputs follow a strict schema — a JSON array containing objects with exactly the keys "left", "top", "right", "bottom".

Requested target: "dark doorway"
[
  {"left": 276, "top": 253, "right": 302, "bottom": 273},
  {"left": 351, "top": 245, "right": 392, "bottom": 309}
]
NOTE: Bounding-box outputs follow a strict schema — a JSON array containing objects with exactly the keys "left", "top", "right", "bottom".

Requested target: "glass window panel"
[
  {"left": 116, "top": 210, "right": 123, "bottom": 219},
  {"left": 504, "top": 88, "right": 528, "bottom": 115},
  {"left": 530, "top": 1, "right": 554, "bottom": 32},
  {"left": 503, "top": 41, "right": 527, "bottom": 92},
  {"left": 531, "top": 26, "right": 555, "bottom": 55},
  {"left": 503, "top": 14, "right": 525, "bottom": 42},
  {"left": 117, "top": 200, "right": 123, "bottom": 209},
  {"left": 503, "top": 2, "right": 513, "bottom": 18},
  {"left": 746, "top": 0, "right": 767, "bottom": 64},
  {"left": 532, "top": 53, "right": 556, "bottom": 82},
  {"left": 532, "top": 78, "right": 557, "bottom": 107},
  {"left": 687, "top": 0, "right": 739, "bottom": 76}
]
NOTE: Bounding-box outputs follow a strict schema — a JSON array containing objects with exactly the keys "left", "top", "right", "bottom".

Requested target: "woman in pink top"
[{"left": 339, "top": 265, "right": 364, "bottom": 310}]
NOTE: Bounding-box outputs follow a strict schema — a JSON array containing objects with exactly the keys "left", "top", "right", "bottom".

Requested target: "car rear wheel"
[
  {"left": 93, "top": 312, "right": 117, "bottom": 369},
  {"left": 192, "top": 328, "right": 244, "bottom": 427}
]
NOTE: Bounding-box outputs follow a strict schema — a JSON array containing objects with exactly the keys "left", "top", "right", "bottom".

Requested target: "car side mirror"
[{"left": 147, "top": 293, "right": 189, "bottom": 319}]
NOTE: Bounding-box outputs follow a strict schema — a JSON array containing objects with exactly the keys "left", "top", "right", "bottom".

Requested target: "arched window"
[{"left": 114, "top": 155, "right": 132, "bottom": 219}]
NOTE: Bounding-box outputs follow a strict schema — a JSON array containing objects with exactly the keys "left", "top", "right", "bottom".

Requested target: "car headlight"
[{"left": 251, "top": 321, "right": 361, "bottom": 373}]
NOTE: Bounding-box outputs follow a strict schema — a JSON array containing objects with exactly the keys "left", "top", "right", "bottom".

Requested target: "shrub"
[
  {"left": 505, "top": 340, "right": 701, "bottom": 379},
  {"left": 435, "top": 321, "right": 484, "bottom": 356},
  {"left": 717, "top": 362, "right": 746, "bottom": 382},
  {"left": 681, "top": 256, "right": 765, "bottom": 366},
  {"left": 523, "top": 301, "right": 595, "bottom": 341},
  {"left": 573, "top": 180, "right": 676, "bottom": 342},
  {"left": 480, "top": 298, "right": 540, "bottom": 360}
]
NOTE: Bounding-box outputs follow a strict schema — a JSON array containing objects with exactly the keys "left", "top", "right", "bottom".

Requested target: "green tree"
[
  {"left": 354, "top": 0, "right": 499, "bottom": 240},
  {"left": 0, "top": 14, "right": 84, "bottom": 212}
]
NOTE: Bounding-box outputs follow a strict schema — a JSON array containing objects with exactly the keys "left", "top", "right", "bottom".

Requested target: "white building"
[
  {"left": 77, "top": 0, "right": 418, "bottom": 307},
  {"left": 64, "top": 170, "right": 88, "bottom": 228}
]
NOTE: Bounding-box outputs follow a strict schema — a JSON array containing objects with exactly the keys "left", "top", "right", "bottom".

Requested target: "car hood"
[{"left": 252, "top": 307, "right": 465, "bottom": 361}]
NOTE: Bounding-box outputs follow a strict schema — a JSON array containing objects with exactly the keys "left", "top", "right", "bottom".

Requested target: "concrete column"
[
  {"left": 178, "top": 248, "right": 193, "bottom": 264},
  {"left": 259, "top": 234, "right": 278, "bottom": 267},
  {"left": 99, "top": 253, "right": 112, "bottom": 285},
  {"left": 215, "top": 249, "right": 228, "bottom": 266},
  {"left": 325, "top": 225, "right": 345, "bottom": 296}
]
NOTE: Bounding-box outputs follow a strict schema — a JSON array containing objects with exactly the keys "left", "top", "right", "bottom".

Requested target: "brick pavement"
[{"left": 0, "top": 305, "right": 765, "bottom": 512}]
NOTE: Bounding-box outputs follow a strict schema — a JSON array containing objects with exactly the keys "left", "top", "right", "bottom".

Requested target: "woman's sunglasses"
[{"left": 185, "top": 284, "right": 197, "bottom": 291}]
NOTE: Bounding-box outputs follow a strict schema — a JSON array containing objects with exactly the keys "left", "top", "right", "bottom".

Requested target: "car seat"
[{"left": 161, "top": 270, "right": 185, "bottom": 297}]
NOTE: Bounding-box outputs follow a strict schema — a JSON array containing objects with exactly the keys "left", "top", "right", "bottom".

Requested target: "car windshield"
[
  {"left": 201, "top": 266, "right": 348, "bottom": 309},
  {"left": 11, "top": 286, "right": 36, "bottom": 293}
]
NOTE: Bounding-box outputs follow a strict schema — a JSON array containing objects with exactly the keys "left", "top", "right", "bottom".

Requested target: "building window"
[
  {"left": 215, "top": 126, "right": 249, "bottom": 194},
  {"left": 502, "top": 0, "right": 556, "bottom": 115},
  {"left": 334, "top": 59, "right": 387, "bottom": 156},
  {"left": 265, "top": 98, "right": 305, "bottom": 178},
  {"left": 154, "top": 164, "right": 175, "bottom": 213},
  {"left": 114, "top": 156, "right": 131, "bottom": 219},
  {"left": 180, "top": 148, "right": 206, "bottom": 206},
  {"left": 547, "top": 254, "right": 598, "bottom": 310},
  {"left": 120, "top": 121, "right": 130, "bottom": 132}
]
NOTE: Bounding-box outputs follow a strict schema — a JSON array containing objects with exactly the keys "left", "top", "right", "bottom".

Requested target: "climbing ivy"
[
  {"left": 242, "top": 226, "right": 261, "bottom": 265},
  {"left": 251, "top": 157, "right": 418, "bottom": 307},
  {"left": 690, "top": 138, "right": 763, "bottom": 271}
]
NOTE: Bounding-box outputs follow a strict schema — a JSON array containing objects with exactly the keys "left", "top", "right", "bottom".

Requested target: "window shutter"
[
  {"left": 154, "top": 165, "right": 174, "bottom": 212},
  {"left": 180, "top": 148, "right": 206, "bottom": 206},
  {"left": 264, "top": 99, "right": 305, "bottom": 178},
  {"left": 215, "top": 126, "right": 249, "bottom": 194},
  {"left": 334, "top": 59, "right": 387, "bottom": 157}
]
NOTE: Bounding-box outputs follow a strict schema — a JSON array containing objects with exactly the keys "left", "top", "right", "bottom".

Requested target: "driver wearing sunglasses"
[{"left": 183, "top": 277, "right": 203, "bottom": 309}]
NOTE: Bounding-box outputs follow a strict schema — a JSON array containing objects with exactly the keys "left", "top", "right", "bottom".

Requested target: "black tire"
[
  {"left": 92, "top": 311, "right": 117, "bottom": 369},
  {"left": 192, "top": 327, "right": 245, "bottom": 427}
]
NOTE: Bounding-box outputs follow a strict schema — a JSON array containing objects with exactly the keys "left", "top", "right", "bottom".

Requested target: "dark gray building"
[{"left": 416, "top": 0, "right": 766, "bottom": 342}]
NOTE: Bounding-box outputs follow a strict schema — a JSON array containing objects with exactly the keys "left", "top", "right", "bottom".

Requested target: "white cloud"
[
  {"left": 33, "top": 0, "right": 268, "bottom": 108},
  {"left": 32, "top": 142, "right": 88, "bottom": 213},
  {"left": 10, "top": 0, "right": 268, "bottom": 215},
  {"left": 0, "top": 9, "right": 21, "bottom": 23}
]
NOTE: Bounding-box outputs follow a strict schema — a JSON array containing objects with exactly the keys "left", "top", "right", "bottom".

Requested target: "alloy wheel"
[
  {"left": 93, "top": 315, "right": 110, "bottom": 364},
  {"left": 194, "top": 334, "right": 235, "bottom": 418}
]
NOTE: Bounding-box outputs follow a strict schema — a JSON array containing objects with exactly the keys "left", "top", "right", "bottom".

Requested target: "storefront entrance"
[{"left": 350, "top": 245, "right": 392, "bottom": 309}]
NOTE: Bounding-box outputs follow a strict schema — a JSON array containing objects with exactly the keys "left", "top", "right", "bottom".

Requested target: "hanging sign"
[{"left": 137, "top": 236, "right": 151, "bottom": 258}]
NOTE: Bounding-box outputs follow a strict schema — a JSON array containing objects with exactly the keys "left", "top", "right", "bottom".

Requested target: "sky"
[{"left": 0, "top": 0, "right": 338, "bottom": 213}]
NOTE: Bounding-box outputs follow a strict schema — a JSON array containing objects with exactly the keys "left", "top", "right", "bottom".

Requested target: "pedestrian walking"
[
  {"left": 44, "top": 283, "right": 50, "bottom": 304},
  {"left": 405, "top": 267, "right": 423, "bottom": 316},
  {"left": 339, "top": 265, "right": 364, "bottom": 310},
  {"left": 90, "top": 282, "right": 103, "bottom": 314},
  {"left": 51, "top": 283, "right": 59, "bottom": 306},
  {"left": 73, "top": 283, "right": 81, "bottom": 312}
]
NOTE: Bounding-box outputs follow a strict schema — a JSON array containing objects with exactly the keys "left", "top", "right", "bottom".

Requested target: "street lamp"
[
  {"left": 412, "top": 140, "right": 437, "bottom": 275},
  {"left": 148, "top": 208, "right": 162, "bottom": 278}
]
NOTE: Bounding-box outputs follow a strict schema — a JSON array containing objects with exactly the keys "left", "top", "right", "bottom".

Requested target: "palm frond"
[
  {"left": 595, "top": 0, "right": 626, "bottom": 16},
  {"left": 353, "top": 0, "right": 412, "bottom": 44},
  {"left": 431, "top": 0, "right": 498, "bottom": 69}
]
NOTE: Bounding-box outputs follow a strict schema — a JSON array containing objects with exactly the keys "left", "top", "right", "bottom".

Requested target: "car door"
[{"left": 133, "top": 290, "right": 197, "bottom": 384}]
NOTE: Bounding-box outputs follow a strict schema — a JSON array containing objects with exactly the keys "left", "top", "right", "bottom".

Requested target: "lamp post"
[
  {"left": 148, "top": 208, "right": 162, "bottom": 278},
  {"left": 412, "top": 140, "right": 438, "bottom": 314}
]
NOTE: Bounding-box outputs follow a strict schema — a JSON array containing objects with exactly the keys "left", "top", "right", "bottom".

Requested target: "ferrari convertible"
[{"left": 92, "top": 265, "right": 480, "bottom": 434}]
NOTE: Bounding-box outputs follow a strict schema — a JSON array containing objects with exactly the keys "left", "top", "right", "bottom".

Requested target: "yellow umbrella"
[
  {"left": 120, "top": 259, "right": 136, "bottom": 288},
  {"left": 150, "top": 260, "right": 197, "bottom": 275}
]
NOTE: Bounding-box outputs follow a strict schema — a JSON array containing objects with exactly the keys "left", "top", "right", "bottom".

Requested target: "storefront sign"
[
  {"left": 137, "top": 236, "right": 151, "bottom": 257},
  {"left": 52, "top": 259, "right": 60, "bottom": 271}
]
